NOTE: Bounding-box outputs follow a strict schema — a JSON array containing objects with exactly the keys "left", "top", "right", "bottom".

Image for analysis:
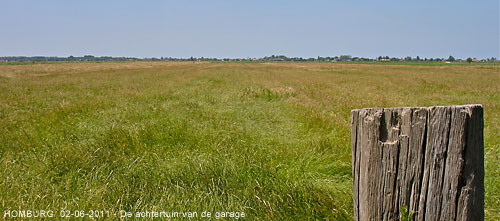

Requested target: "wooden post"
[{"left": 351, "top": 105, "right": 484, "bottom": 221}]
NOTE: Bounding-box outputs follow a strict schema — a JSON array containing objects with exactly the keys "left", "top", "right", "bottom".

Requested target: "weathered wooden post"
[{"left": 351, "top": 105, "right": 484, "bottom": 220}]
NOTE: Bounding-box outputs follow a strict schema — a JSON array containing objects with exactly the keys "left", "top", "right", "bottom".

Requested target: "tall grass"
[{"left": 0, "top": 62, "right": 498, "bottom": 219}]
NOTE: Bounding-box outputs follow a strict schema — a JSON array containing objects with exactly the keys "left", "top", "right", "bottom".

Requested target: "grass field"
[{"left": 0, "top": 62, "right": 499, "bottom": 219}]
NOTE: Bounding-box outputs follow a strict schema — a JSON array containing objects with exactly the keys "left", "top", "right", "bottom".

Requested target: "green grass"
[
  {"left": 0, "top": 62, "right": 499, "bottom": 220},
  {"left": 335, "top": 61, "right": 500, "bottom": 66}
]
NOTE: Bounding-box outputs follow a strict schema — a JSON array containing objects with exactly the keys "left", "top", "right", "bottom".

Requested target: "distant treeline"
[{"left": 0, "top": 55, "right": 498, "bottom": 63}]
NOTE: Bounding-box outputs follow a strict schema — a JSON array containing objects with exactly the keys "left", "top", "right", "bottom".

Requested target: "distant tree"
[
  {"left": 466, "top": 57, "right": 472, "bottom": 64},
  {"left": 405, "top": 56, "right": 412, "bottom": 61},
  {"left": 448, "top": 55, "right": 455, "bottom": 62},
  {"left": 340, "top": 55, "right": 352, "bottom": 61},
  {"left": 416, "top": 56, "right": 420, "bottom": 61}
]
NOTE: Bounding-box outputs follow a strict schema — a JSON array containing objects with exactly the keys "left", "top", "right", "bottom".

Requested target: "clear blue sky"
[{"left": 1, "top": 0, "right": 498, "bottom": 59}]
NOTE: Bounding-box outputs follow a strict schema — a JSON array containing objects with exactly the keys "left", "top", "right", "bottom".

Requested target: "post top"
[{"left": 351, "top": 104, "right": 482, "bottom": 113}]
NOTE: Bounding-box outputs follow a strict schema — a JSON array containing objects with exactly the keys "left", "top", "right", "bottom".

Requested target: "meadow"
[{"left": 0, "top": 62, "right": 499, "bottom": 220}]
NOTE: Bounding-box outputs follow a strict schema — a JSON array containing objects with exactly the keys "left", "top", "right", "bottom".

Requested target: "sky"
[{"left": 1, "top": 0, "right": 499, "bottom": 59}]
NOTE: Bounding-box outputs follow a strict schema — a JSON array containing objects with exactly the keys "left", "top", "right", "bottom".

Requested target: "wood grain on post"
[{"left": 351, "top": 105, "right": 483, "bottom": 221}]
